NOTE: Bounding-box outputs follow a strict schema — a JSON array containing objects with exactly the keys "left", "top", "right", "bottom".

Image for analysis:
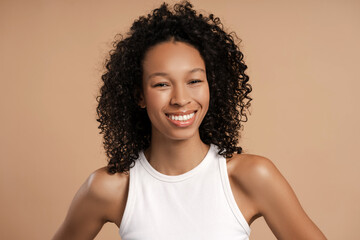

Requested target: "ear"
[
  {"left": 134, "top": 88, "right": 146, "bottom": 108},
  {"left": 138, "top": 95, "right": 146, "bottom": 108}
]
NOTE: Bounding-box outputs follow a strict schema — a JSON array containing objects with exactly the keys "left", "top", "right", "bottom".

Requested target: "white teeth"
[{"left": 168, "top": 112, "right": 195, "bottom": 121}]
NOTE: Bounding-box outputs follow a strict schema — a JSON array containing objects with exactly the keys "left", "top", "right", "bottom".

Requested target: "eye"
[
  {"left": 189, "top": 79, "right": 203, "bottom": 84},
  {"left": 154, "top": 83, "right": 169, "bottom": 87}
]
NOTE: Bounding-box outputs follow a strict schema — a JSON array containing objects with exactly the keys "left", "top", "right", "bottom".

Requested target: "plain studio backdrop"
[{"left": 1, "top": 0, "right": 359, "bottom": 239}]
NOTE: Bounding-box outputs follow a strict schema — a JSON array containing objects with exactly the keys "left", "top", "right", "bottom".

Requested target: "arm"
[
  {"left": 236, "top": 155, "right": 326, "bottom": 239},
  {"left": 52, "top": 167, "right": 128, "bottom": 240}
]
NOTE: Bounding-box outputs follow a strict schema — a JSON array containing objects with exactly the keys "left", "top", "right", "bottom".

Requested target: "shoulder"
[
  {"left": 227, "top": 154, "right": 280, "bottom": 185},
  {"left": 52, "top": 168, "right": 130, "bottom": 239},
  {"left": 85, "top": 167, "right": 129, "bottom": 201},
  {"left": 227, "top": 154, "right": 327, "bottom": 239},
  {"left": 82, "top": 167, "right": 130, "bottom": 224},
  {"left": 227, "top": 153, "right": 287, "bottom": 201}
]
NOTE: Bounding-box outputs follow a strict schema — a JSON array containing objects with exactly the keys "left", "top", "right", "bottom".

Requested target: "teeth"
[{"left": 168, "top": 112, "right": 195, "bottom": 121}]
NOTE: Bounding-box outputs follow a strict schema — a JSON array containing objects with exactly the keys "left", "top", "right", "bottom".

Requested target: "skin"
[{"left": 52, "top": 41, "right": 326, "bottom": 240}]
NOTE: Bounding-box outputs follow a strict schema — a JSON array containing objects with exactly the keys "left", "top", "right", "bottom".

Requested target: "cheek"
[
  {"left": 195, "top": 85, "right": 210, "bottom": 108},
  {"left": 145, "top": 90, "right": 168, "bottom": 111}
]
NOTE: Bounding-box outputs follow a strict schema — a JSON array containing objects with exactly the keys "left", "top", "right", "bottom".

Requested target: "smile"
[
  {"left": 165, "top": 111, "right": 197, "bottom": 127},
  {"left": 167, "top": 112, "right": 195, "bottom": 121}
]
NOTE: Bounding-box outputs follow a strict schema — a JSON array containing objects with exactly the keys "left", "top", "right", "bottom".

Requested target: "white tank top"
[{"left": 119, "top": 144, "right": 251, "bottom": 240}]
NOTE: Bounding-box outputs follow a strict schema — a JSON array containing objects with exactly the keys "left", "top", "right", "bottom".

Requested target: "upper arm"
[
  {"left": 235, "top": 155, "right": 326, "bottom": 240},
  {"left": 52, "top": 167, "right": 128, "bottom": 240}
]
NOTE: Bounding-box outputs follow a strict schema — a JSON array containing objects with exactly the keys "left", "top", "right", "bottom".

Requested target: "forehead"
[{"left": 142, "top": 41, "right": 206, "bottom": 76}]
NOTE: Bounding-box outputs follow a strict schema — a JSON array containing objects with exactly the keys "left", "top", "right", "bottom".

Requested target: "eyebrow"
[{"left": 147, "top": 68, "right": 205, "bottom": 81}]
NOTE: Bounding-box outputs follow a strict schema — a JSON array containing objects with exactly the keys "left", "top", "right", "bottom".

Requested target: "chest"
[{"left": 118, "top": 156, "right": 251, "bottom": 239}]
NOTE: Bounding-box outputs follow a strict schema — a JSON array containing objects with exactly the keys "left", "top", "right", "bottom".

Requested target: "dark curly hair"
[{"left": 96, "top": 1, "right": 252, "bottom": 174}]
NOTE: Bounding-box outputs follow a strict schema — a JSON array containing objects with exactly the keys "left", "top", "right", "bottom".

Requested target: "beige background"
[{"left": 1, "top": 0, "right": 359, "bottom": 239}]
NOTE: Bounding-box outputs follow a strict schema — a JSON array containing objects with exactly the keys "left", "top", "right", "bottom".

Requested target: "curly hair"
[{"left": 96, "top": 1, "right": 252, "bottom": 174}]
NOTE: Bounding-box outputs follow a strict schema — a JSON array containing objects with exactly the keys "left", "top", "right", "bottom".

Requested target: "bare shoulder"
[
  {"left": 227, "top": 153, "right": 327, "bottom": 239},
  {"left": 226, "top": 153, "right": 279, "bottom": 225},
  {"left": 227, "top": 153, "right": 292, "bottom": 206},
  {"left": 85, "top": 167, "right": 130, "bottom": 225},
  {"left": 86, "top": 167, "right": 129, "bottom": 202},
  {"left": 52, "top": 167, "right": 130, "bottom": 239},
  {"left": 227, "top": 153, "right": 282, "bottom": 194}
]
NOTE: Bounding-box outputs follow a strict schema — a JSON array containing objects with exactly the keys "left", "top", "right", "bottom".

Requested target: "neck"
[{"left": 144, "top": 132, "right": 210, "bottom": 176}]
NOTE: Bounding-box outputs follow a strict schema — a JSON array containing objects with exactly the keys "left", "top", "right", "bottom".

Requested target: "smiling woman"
[{"left": 52, "top": 1, "right": 326, "bottom": 240}]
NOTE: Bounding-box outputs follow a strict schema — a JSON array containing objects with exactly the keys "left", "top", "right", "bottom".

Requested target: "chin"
[{"left": 157, "top": 128, "right": 197, "bottom": 141}]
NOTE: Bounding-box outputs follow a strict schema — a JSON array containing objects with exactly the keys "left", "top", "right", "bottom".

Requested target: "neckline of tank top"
[{"left": 138, "top": 144, "right": 216, "bottom": 183}]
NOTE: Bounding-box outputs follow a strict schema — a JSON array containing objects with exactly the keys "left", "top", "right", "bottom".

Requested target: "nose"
[{"left": 170, "top": 85, "right": 191, "bottom": 106}]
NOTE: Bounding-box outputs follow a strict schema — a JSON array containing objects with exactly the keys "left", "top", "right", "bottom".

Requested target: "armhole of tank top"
[
  {"left": 218, "top": 155, "right": 251, "bottom": 236},
  {"left": 119, "top": 162, "right": 136, "bottom": 237}
]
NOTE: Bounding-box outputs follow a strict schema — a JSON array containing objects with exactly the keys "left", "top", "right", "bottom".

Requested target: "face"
[{"left": 139, "top": 41, "right": 210, "bottom": 141}]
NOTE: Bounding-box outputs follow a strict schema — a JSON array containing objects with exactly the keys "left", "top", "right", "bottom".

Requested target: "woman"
[{"left": 53, "top": 1, "right": 326, "bottom": 239}]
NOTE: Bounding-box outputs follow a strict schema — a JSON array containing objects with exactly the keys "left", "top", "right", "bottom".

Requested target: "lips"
[{"left": 165, "top": 110, "right": 197, "bottom": 127}]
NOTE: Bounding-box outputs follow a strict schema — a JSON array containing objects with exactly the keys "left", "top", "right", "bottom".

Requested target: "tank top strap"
[
  {"left": 119, "top": 160, "right": 137, "bottom": 235},
  {"left": 217, "top": 150, "right": 251, "bottom": 235}
]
